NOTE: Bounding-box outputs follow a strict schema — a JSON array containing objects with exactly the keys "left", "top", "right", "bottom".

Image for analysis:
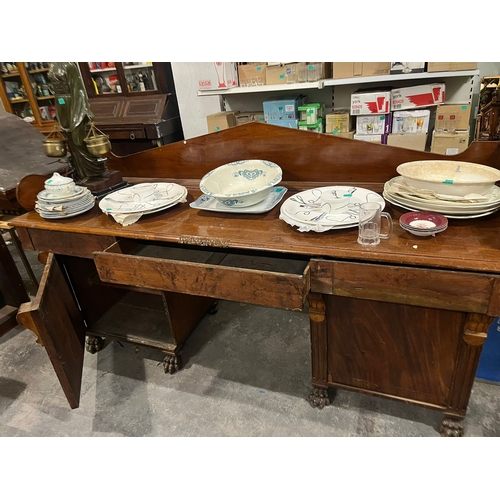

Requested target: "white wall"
[
  {"left": 172, "top": 62, "right": 500, "bottom": 140},
  {"left": 171, "top": 63, "right": 222, "bottom": 139}
]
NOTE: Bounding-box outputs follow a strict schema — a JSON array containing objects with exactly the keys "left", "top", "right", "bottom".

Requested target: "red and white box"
[
  {"left": 196, "top": 62, "right": 239, "bottom": 91},
  {"left": 391, "top": 83, "right": 445, "bottom": 111},
  {"left": 350, "top": 89, "right": 391, "bottom": 115}
]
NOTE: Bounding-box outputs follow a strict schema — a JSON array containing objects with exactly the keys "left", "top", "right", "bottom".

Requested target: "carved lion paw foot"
[
  {"left": 86, "top": 335, "right": 104, "bottom": 354},
  {"left": 163, "top": 354, "right": 181, "bottom": 374},
  {"left": 208, "top": 300, "right": 219, "bottom": 315},
  {"left": 308, "top": 387, "right": 331, "bottom": 409},
  {"left": 439, "top": 418, "right": 464, "bottom": 437}
]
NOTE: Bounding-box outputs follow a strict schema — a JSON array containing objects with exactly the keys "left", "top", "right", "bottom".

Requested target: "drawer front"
[
  {"left": 94, "top": 241, "right": 310, "bottom": 311},
  {"left": 106, "top": 128, "right": 147, "bottom": 140},
  {"left": 311, "top": 259, "right": 500, "bottom": 315}
]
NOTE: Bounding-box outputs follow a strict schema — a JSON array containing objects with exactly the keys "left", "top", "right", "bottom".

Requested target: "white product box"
[
  {"left": 196, "top": 62, "right": 238, "bottom": 91},
  {"left": 351, "top": 89, "right": 391, "bottom": 115},
  {"left": 391, "top": 83, "right": 445, "bottom": 111},
  {"left": 356, "top": 114, "right": 392, "bottom": 135},
  {"left": 390, "top": 62, "right": 426, "bottom": 74},
  {"left": 392, "top": 109, "right": 431, "bottom": 134}
]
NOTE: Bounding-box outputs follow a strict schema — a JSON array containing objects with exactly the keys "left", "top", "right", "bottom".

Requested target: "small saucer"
[{"left": 399, "top": 211, "right": 448, "bottom": 237}]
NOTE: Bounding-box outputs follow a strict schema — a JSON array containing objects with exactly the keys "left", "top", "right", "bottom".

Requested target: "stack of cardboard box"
[
  {"left": 350, "top": 88, "right": 392, "bottom": 143},
  {"left": 430, "top": 104, "right": 472, "bottom": 155},
  {"left": 386, "top": 83, "right": 446, "bottom": 151},
  {"left": 298, "top": 103, "right": 325, "bottom": 133},
  {"left": 324, "top": 109, "right": 355, "bottom": 138}
]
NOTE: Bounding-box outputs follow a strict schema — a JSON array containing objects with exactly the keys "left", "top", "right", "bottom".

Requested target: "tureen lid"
[{"left": 44, "top": 172, "right": 74, "bottom": 186}]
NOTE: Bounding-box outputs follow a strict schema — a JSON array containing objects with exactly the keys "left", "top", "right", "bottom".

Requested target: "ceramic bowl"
[
  {"left": 200, "top": 159, "right": 282, "bottom": 207},
  {"left": 396, "top": 160, "right": 500, "bottom": 197},
  {"left": 44, "top": 172, "right": 76, "bottom": 196},
  {"left": 399, "top": 211, "right": 448, "bottom": 236}
]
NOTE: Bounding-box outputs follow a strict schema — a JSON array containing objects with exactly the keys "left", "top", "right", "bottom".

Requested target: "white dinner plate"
[
  {"left": 384, "top": 192, "right": 500, "bottom": 219},
  {"left": 37, "top": 185, "right": 86, "bottom": 202},
  {"left": 280, "top": 186, "right": 384, "bottom": 230},
  {"left": 384, "top": 177, "right": 500, "bottom": 212},
  {"left": 99, "top": 184, "right": 187, "bottom": 214}
]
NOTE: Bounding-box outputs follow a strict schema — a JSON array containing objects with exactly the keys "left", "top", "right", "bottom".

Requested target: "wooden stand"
[{"left": 77, "top": 170, "right": 127, "bottom": 198}]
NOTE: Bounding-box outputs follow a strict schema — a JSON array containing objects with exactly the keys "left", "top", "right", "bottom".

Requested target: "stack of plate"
[
  {"left": 98, "top": 182, "right": 188, "bottom": 217},
  {"left": 280, "top": 186, "right": 384, "bottom": 232},
  {"left": 35, "top": 185, "right": 95, "bottom": 219},
  {"left": 384, "top": 176, "right": 500, "bottom": 219},
  {"left": 399, "top": 211, "right": 448, "bottom": 237}
]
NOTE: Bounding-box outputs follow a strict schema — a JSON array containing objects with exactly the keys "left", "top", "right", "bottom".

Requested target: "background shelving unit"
[
  {"left": 197, "top": 69, "right": 481, "bottom": 122},
  {"left": 0, "top": 62, "right": 56, "bottom": 134}
]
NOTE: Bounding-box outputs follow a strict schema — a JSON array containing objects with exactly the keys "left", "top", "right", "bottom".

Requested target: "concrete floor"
[{"left": 1, "top": 232, "right": 500, "bottom": 437}]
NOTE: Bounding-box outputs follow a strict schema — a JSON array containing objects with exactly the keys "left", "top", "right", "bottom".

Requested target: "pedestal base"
[{"left": 77, "top": 170, "right": 127, "bottom": 198}]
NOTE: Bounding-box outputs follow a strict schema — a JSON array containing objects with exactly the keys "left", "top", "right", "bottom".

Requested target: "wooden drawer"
[
  {"left": 311, "top": 259, "right": 500, "bottom": 315},
  {"left": 93, "top": 240, "right": 311, "bottom": 311}
]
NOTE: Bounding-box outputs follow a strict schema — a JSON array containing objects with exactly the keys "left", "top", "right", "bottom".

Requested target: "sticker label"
[{"left": 58, "top": 98, "right": 65, "bottom": 104}]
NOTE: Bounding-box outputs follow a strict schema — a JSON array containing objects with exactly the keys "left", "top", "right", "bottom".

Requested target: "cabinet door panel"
[{"left": 16, "top": 253, "right": 86, "bottom": 409}]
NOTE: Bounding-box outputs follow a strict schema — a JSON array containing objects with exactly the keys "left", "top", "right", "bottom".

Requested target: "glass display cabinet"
[{"left": 0, "top": 62, "right": 56, "bottom": 134}]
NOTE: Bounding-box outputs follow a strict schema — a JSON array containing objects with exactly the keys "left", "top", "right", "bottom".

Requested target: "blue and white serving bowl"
[{"left": 200, "top": 159, "right": 282, "bottom": 207}]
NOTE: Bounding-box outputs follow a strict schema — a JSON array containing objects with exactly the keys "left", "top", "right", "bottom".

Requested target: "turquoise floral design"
[{"left": 233, "top": 169, "right": 266, "bottom": 180}]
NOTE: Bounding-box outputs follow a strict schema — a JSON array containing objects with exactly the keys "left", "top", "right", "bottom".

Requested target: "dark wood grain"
[
  {"left": 10, "top": 123, "right": 500, "bottom": 426},
  {"left": 94, "top": 245, "right": 310, "bottom": 311},
  {"left": 310, "top": 260, "right": 500, "bottom": 315},
  {"left": 105, "top": 122, "right": 500, "bottom": 181},
  {"left": 16, "top": 253, "right": 86, "bottom": 408},
  {"left": 326, "top": 294, "right": 464, "bottom": 409}
]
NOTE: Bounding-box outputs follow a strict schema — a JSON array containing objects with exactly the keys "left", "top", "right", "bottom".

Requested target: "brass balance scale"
[
  {"left": 43, "top": 121, "right": 112, "bottom": 158},
  {"left": 42, "top": 121, "right": 125, "bottom": 197}
]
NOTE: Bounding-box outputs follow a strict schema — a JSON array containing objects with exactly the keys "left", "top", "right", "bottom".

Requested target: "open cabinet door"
[{"left": 17, "top": 253, "right": 87, "bottom": 409}]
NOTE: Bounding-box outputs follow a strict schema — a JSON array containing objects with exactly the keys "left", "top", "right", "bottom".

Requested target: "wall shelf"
[{"left": 197, "top": 70, "right": 480, "bottom": 97}]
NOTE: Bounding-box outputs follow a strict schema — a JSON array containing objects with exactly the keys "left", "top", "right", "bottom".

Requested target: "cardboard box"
[
  {"left": 431, "top": 131, "right": 470, "bottom": 155},
  {"left": 391, "top": 83, "right": 445, "bottom": 111},
  {"left": 265, "top": 64, "right": 288, "bottom": 85},
  {"left": 390, "top": 63, "right": 426, "bottom": 74},
  {"left": 387, "top": 133, "right": 428, "bottom": 151},
  {"left": 265, "top": 63, "right": 308, "bottom": 85},
  {"left": 263, "top": 95, "right": 305, "bottom": 121},
  {"left": 434, "top": 104, "right": 471, "bottom": 131},
  {"left": 298, "top": 103, "right": 325, "bottom": 124},
  {"left": 206, "top": 111, "right": 237, "bottom": 132},
  {"left": 235, "top": 111, "right": 266, "bottom": 125},
  {"left": 196, "top": 62, "right": 238, "bottom": 91},
  {"left": 252, "top": 113, "right": 265, "bottom": 123},
  {"left": 298, "top": 120, "right": 324, "bottom": 133},
  {"left": 427, "top": 62, "right": 477, "bottom": 73},
  {"left": 306, "top": 63, "right": 332, "bottom": 81},
  {"left": 267, "top": 119, "right": 299, "bottom": 129},
  {"left": 331, "top": 131, "right": 355, "bottom": 139},
  {"left": 351, "top": 89, "right": 392, "bottom": 115},
  {"left": 325, "top": 109, "right": 353, "bottom": 134},
  {"left": 333, "top": 62, "right": 391, "bottom": 79},
  {"left": 354, "top": 134, "right": 388, "bottom": 144},
  {"left": 356, "top": 113, "right": 392, "bottom": 135},
  {"left": 392, "top": 109, "right": 431, "bottom": 134},
  {"left": 238, "top": 63, "right": 266, "bottom": 87}
]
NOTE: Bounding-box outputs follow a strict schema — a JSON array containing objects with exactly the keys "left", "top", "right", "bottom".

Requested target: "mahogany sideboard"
[{"left": 11, "top": 123, "right": 500, "bottom": 436}]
